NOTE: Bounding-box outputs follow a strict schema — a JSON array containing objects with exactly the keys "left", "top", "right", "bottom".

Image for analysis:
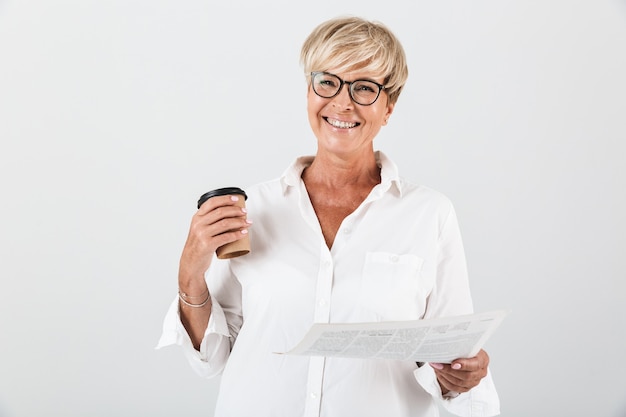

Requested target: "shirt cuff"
[
  {"left": 413, "top": 365, "right": 501, "bottom": 417},
  {"left": 414, "top": 364, "right": 462, "bottom": 402},
  {"left": 443, "top": 390, "right": 461, "bottom": 399},
  {"left": 155, "top": 295, "right": 232, "bottom": 378}
]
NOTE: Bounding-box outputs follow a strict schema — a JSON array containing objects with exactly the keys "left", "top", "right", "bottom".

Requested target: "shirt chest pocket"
[{"left": 358, "top": 252, "right": 428, "bottom": 320}]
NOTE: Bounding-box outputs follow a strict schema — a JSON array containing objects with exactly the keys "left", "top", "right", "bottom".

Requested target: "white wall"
[{"left": 1, "top": 1, "right": 625, "bottom": 416}]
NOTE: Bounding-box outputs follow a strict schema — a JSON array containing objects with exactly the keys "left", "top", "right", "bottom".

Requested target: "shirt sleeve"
[
  {"left": 154, "top": 295, "right": 232, "bottom": 378},
  {"left": 414, "top": 201, "right": 501, "bottom": 416},
  {"left": 414, "top": 365, "right": 501, "bottom": 417},
  {"left": 155, "top": 257, "right": 243, "bottom": 379},
  {"left": 423, "top": 201, "right": 474, "bottom": 320}
]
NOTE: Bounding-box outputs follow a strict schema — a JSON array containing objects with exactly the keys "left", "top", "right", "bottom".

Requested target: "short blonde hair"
[{"left": 300, "top": 16, "right": 408, "bottom": 104}]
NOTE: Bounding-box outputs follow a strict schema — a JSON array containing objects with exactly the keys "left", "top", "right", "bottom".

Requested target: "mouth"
[{"left": 324, "top": 117, "right": 360, "bottom": 129}]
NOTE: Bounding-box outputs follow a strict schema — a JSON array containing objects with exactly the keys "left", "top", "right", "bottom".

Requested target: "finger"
[
  {"left": 190, "top": 216, "right": 252, "bottom": 246},
  {"left": 212, "top": 218, "right": 252, "bottom": 240},
  {"left": 197, "top": 194, "right": 243, "bottom": 215},
  {"left": 438, "top": 365, "right": 487, "bottom": 385},
  {"left": 187, "top": 204, "right": 251, "bottom": 246},
  {"left": 431, "top": 362, "right": 486, "bottom": 390},
  {"left": 182, "top": 218, "right": 251, "bottom": 266},
  {"left": 429, "top": 362, "right": 462, "bottom": 372},
  {"left": 435, "top": 368, "right": 484, "bottom": 393},
  {"left": 451, "top": 349, "right": 489, "bottom": 372},
  {"left": 194, "top": 203, "right": 249, "bottom": 230},
  {"left": 434, "top": 370, "right": 470, "bottom": 393},
  {"left": 429, "top": 364, "right": 465, "bottom": 389},
  {"left": 207, "top": 227, "right": 250, "bottom": 249}
]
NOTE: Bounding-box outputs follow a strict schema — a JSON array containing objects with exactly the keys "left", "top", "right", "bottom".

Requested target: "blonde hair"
[{"left": 300, "top": 16, "right": 408, "bottom": 104}]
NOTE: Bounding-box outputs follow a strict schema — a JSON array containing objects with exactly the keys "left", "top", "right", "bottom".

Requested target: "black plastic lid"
[{"left": 197, "top": 187, "right": 247, "bottom": 208}]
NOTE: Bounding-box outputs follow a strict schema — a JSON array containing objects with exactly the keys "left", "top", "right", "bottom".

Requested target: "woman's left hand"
[{"left": 429, "top": 349, "right": 490, "bottom": 395}]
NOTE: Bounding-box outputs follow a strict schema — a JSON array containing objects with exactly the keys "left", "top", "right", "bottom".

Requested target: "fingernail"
[
  {"left": 231, "top": 196, "right": 239, "bottom": 201},
  {"left": 241, "top": 229, "right": 248, "bottom": 234},
  {"left": 241, "top": 207, "right": 248, "bottom": 213},
  {"left": 452, "top": 363, "right": 462, "bottom": 370},
  {"left": 246, "top": 219, "right": 253, "bottom": 224},
  {"left": 430, "top": 363, "right": 444, "bottom": 370}
]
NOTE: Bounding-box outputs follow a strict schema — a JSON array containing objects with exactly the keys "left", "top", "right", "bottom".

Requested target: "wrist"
[{"left": 178, "top": 289, "right": 211, "bottom": 308}]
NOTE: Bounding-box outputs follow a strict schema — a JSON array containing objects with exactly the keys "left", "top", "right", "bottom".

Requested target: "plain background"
[{"left": 1, "top": 0, "right": 625, "bottom": 416}]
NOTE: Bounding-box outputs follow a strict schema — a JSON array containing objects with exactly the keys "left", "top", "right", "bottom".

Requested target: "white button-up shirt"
[{"left": 157, "top": 151, "right": 500, "bottom": 417}]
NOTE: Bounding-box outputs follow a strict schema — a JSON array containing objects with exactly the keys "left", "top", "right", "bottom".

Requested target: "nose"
[{"left": 331, "top": 83, "right": 354, "bottom": 108}]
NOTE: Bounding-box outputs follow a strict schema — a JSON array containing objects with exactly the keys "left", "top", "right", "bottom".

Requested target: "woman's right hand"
[
  {"left": 177, "top": 194, "right": 250, "bottom": 349},
  {"left": 179, "top": 194, "right": 252, "bottom": 282}
]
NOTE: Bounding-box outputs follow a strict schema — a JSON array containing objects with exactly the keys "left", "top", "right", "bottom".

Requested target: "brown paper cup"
[{"left": 197, "top": 187, "right": 250, "bottom": 259}]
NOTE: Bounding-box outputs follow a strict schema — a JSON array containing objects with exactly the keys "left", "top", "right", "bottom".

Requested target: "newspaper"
[{"left": 278, "top": 310, "right": 509, "bottom": 363}]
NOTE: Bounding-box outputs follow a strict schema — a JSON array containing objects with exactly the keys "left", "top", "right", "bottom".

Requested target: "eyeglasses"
[{"left": 310, "top": 71, "right": 386, "bottom": 106}]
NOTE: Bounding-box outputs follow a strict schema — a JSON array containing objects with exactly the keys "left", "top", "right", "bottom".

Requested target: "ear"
[{"left": 382, "top": 102, "right": 395, "bottom": 126}]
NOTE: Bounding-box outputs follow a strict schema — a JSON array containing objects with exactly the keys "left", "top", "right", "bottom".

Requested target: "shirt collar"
[{"left": 280, "top": 150, "right": 403, "bottom": 197}]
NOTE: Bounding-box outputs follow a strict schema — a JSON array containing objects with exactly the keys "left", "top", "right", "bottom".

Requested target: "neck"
[{"left": 302, "top": 151, "right": 381, "bottom": 188}]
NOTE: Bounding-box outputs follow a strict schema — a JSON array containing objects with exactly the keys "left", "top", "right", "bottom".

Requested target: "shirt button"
[
  {"left": 319, "top": 299, "right": 327, "bottom": 307},
  {"left": 343, "top": 228, "right": 351, "bottom": 234},
  {"left": 310, "top": 392, "right": 318, "bottom": 399},
  {"left": 390, "top": 254, "right": 399, "bottom": 263}
]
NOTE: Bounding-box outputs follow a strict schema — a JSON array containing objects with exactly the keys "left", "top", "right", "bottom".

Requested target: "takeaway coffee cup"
[{"left": 197, "top": 187, "right": 250, "bottom": 259}]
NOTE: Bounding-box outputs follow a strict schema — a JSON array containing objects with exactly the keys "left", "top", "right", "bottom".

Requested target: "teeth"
[{"left": 327, "top": 118, "right": 357, "bottom": 129}]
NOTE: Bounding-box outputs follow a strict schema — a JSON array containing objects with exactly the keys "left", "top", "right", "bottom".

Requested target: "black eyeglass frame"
[{"left": 310, "top": 71, "right": 386, "bottom": 106}]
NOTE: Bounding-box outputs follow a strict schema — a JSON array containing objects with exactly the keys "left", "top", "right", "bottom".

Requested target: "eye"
[
  {"left": 319, "top": 77, "right": 339, "bottom": 88},
  {"left": 353, "top": 81, "right": 377, "bottom": 93}
]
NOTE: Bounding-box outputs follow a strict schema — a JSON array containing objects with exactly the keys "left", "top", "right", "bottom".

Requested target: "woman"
[{"left": 158, "top": 16, "right": 500, "bottom": 417}]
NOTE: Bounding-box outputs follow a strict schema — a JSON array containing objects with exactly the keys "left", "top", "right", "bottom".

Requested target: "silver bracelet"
[{"left": 178, "top": 291, "right": 210, "bottom": 308}]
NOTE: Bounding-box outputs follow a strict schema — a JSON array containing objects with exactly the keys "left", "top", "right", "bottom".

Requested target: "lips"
[{"left": 324, "top": 117, "right": 360, "bottom": 129}]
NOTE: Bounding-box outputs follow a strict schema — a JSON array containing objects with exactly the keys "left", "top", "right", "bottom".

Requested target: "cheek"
[
  {"left": 306, "top": 85, "right": 322, "bottom": 107},
  {"left": 364, "top": 110, "right": 386, "bottom": 128},
  {"left": 306, "top": 92, "right": 328, "bottom": 119},
  {"left": 306, "top": 95, "right": 324, "bottom": 129},
  {"left": 373, "top": 107, "right": 392, "bottom": 126}
]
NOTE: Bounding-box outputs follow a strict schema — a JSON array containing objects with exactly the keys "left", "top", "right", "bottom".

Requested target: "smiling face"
[{"left": 307, "top": 69, "right": 395, "bottom": 160}]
